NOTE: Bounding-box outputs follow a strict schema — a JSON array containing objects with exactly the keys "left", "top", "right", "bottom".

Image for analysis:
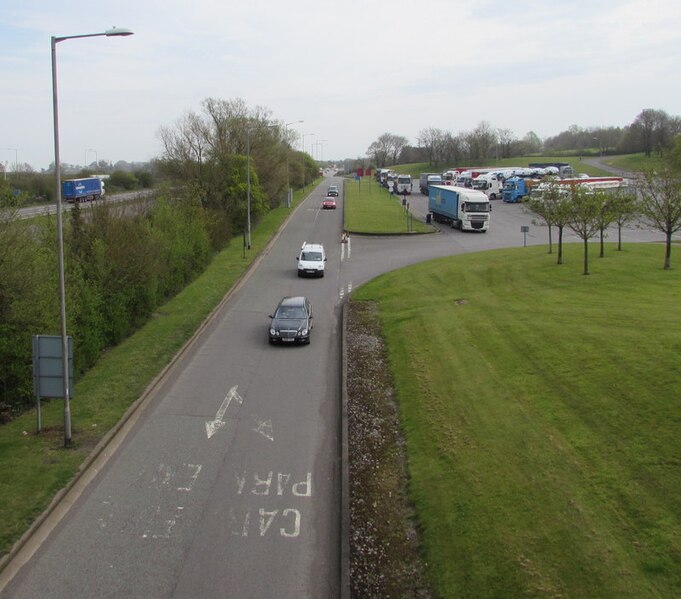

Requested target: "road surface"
[{"left": 1, "top": 178, "right": 673, "bottom": 598}]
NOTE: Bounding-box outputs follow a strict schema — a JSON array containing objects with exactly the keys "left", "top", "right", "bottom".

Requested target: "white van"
[{"left": 296, "top": 242, "right": 326, "bottom": 277}]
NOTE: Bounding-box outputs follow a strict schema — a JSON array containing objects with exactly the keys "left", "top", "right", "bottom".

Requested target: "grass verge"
[
  {"left": 344, "top": 176, "right": 433, "bottom": 234},
  {"left": 0, "top": 182, "right": 319, "bottom": 558},
  {"left": 351, "top": 242, "right": 681, "bottom": 598}
]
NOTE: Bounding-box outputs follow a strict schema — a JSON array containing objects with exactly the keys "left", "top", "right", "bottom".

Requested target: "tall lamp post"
[
  {"left": 246, "top": 124, "right": 277, "bottom": 249},
  {"left": 284, "top": 120, "right": 303, "bottom": 206},
  {"left": 301, "top": 132, "right": 314, "bottom": 189},
  {"left": 86, "top": 148, "right": 98, "bottom": 169},
  {"left": 316, "top": 140, "right": 327, "bottom": 165},
  {"left": 7, "top": 148, "right": 18, "bottom": 173},
  {"left": 52, "top": 27, "right": 133, "bottom": 448}
]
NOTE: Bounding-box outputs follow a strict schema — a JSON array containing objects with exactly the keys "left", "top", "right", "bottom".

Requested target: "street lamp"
[
  {"left": 52, "top": 26, "right": 133, "bottom": 448},
  {"left": 316, "top": 140, "right": 327, "bottom": 164},
  {"left": 7, "top": 148, "right": 18, "bottom": 173},
  {"left": 284, "top": 120, "right": 303, "bottom": 206},
  {"left": 86, "top": 148, "right": 98, "bottom": 169},
  {"left": 593, "top": 136, "right": 603, "bottom": 157},
  {"left": 246, "top": 124, "right": 277, "bottom": 249},
  {"left": 301, "top": 132, "right": 314, "bottom": 189}
]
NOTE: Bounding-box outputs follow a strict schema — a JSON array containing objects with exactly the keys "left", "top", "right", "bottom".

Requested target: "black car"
[
  {"left": 327, "top": 185, "right": 339, "bottom": 197},
  {"left": 268, "top": 296, "right": 313, "bottom": 344}
]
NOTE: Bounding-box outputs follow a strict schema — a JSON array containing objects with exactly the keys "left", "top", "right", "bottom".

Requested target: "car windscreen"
[
  {"left": 275, "top": 307, "right": 307, "bottom": 319},
  {"left": 301, "top": 251, "right": 322, "bottom": 261}
]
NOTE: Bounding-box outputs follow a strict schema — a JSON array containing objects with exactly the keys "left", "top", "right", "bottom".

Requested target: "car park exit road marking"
[
  {"left": 205, "top": 385, "right": 243, "bottom": 439},
  {"left": 253, "top": 418, "right": 274, "bottom": 442}
]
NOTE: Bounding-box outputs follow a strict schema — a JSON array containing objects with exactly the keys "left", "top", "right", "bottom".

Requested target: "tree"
[
  {"left": 632, "top": 109, "right": 670, "bottom": 158},
  {"left": 522, "top": 131, "right": 543, "bottom": 154},
  {"left": 594, "top": 190, "right": 617, "bottom": 258},
  {"left": 637, "top": 166, "right": 681, "bottom": 270},
  {"left": 526, "top": 180, "right": 571, "bottom": 263},
  {"left": 466, "top": 121, "right": 497, "bottom": 163},
  {"left": 417, "top": 127, "right": 444, "bottom": 165},
  {"left": 367, "top": 133, "right": 408, "bottom": 167},
  {"left": 568, "top": 187, "right": 605, "bottom": 275},
  {"left": 608, "top": 187, "right": 638, "bottom": 251},
  {"left": 367, "top": 134, "right": 391, "bottom": 167},
  {"left": 496, "top": 128, "right": 516, "bottom": 159}
]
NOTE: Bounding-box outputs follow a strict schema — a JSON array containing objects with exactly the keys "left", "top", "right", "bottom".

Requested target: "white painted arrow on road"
[{"left": 205, "top": 385, "right": 243, "bottom": 439}]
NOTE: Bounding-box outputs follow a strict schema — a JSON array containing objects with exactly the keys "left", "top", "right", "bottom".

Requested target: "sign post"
[
  {"left": 32, "top": 335, "right": 73, "bottom": 433},
  {"left": 521, "top": 225, "right": 530, "bottom": 247}
]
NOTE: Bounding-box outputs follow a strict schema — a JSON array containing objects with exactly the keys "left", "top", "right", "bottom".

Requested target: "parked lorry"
[
  {"left": 61, "top": 177, "right": 105, "bottom": 202},
  {"left": 472, "top": 173, "right": 503, "bottom": 200},
  {"left": 419, "top": 173, "right": 443, "bottom": 194},
  {"left": 428, "top": 185, "right": 490, "bottom": 231},
  {"left": 502, "top": 176, "right": 539, "bottom": 203},
  {"left": 395, "top": 174, "right": 413, "bottom": 195},
  {"left": 528, "top": 162, "right": 574, "bottom": 178},
  {"left": 531, "top": 176, "right": 630, "bottom": 198},
  {"left": 376, "top": 168, "right": 391, "bottom": 185}
]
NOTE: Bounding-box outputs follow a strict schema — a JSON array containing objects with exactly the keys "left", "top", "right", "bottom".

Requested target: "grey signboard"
[{"left": 32, "top": 335, "right": 73, "bottom": 398}]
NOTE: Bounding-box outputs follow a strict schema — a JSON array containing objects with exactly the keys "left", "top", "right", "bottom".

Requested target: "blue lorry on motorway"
[
  {"left": 428, "top": 185, "right": 490, "bottom": 231},
  {"left": 61, "top": 177, "right": 105, "bottom": 202}
]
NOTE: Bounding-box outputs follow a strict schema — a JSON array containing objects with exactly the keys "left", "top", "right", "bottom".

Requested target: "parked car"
[
  {"left": 322, "top": 197, "right": 337, "bottom": 209},
  {"left": 327, "top": 185, "right": 339, "bottom": 197},
  {"left": 268, "top": 296, "right": 313, "bottom": 344},
  {"left": 296, "top": 242, "right": 326, "bottom": 277}
]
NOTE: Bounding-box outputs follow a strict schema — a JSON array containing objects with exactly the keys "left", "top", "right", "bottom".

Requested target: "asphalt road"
[
  {"left": 1, "top": 177, "right": 675, "bottom": 598},
  {"left": 16, "top": 189, "right": 155, "bottom": 219}
]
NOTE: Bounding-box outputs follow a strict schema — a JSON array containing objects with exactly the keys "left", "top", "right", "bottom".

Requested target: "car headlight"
[
  {"left": 270, "top": 328, "right": 277, "bottom": 336},
  {"left": 300, "top": 328, "right": 308, "bottom": 336}
]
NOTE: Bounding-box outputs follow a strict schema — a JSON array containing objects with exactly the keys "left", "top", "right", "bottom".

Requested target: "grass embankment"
[
  {"left": 351, "top": 243, "right": 681, "bottom": 598},
  {"left": 605, "top": 153, "right": 663, "bottom": 172},
  {"left": 0, "top": 181, "right": 320, "bottom": 558},
  {"left": 344, "top": 176, "right": 432, "bottom": 234}
]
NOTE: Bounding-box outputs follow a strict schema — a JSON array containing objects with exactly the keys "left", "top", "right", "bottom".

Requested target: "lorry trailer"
[
  {"left": 428, "top": 185, "right": 490, "bottom": 231},
  {"left": 61, "top": 177, "right": 105, "bottom": 202}
]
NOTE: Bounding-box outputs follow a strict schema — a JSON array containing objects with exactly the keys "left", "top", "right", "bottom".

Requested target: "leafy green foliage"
[{"left": 0, "top": 187, "right": 224, "bottom": 413}]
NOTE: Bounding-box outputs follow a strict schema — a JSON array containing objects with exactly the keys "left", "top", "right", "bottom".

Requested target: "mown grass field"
[
  {"left": 351, "top": 242, "right": 681, "bottom": 598},
  {"left": 344, "top": 176, "right": 432, "bottom": 234},
  {"left": 0, "top": 182, "right": 319, "bottom": 558}
]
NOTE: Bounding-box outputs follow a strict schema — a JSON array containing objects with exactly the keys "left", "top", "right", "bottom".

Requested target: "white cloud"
[{"left": 1, "top": 0, "right": 680, "bottom": 169}]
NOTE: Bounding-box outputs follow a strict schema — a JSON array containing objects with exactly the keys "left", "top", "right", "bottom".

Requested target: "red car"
[{"left": 322, "top": 197, "right": 337, "bottom": 209}]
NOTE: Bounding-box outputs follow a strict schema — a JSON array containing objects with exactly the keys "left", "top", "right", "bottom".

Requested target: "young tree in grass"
[
  {"left": 568, "top": 187, "right": 604, "bottom": 275},
  {"left": 595, "top": 190, "right": 617, "bottom": 258},
  {"left": 527, "top": 180, "right": 573, "bottom": 264},
  {"left": 526, "top": 181, "right": 557, "bottom": 254},
  {"left": 608, "top": 186, "right": 638, "bottom": 251},
  {"left": 636, "top": 166, "right": 681, "bottom": 270}
]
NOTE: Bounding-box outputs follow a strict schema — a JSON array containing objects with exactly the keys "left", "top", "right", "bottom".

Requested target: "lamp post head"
[{"left": 105, "top": 27, "right": 134, "bottom": 37}]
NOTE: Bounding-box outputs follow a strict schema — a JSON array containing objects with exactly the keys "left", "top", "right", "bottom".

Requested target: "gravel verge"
[{"left": 346, "top": 300, "right": 433, "bottom": 598}]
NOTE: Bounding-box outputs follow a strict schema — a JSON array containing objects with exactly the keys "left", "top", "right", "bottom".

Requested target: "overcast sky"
[{"left": 2, "top": 0, "right": 680, "bottom": 171}]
